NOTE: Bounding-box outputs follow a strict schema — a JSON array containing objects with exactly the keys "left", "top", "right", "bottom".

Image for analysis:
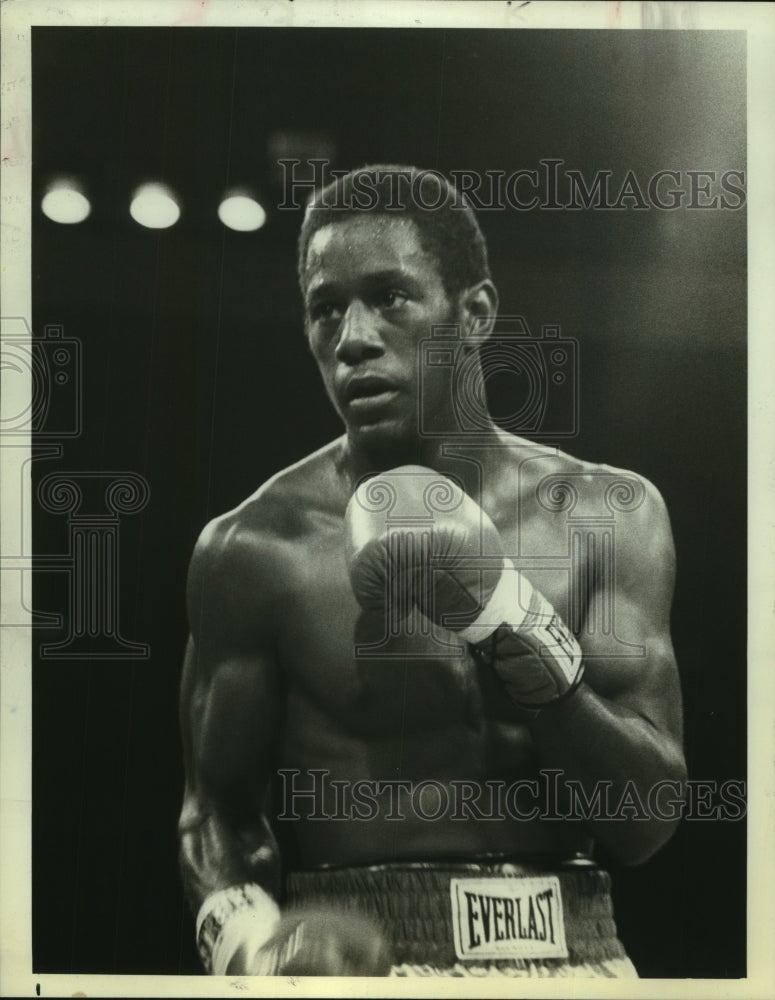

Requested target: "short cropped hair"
[{"left": 297, "top": 164, "right": 491, "bottom": 299}]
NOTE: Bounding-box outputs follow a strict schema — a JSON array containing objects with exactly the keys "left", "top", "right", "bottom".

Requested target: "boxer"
[{"left": 178, "top": 166, "right": 686, "bottom": 977}]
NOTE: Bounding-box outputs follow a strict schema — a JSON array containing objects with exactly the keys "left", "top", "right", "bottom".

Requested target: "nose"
[{"left": 334, "top": 300, "right": 384, "bottom": 365}]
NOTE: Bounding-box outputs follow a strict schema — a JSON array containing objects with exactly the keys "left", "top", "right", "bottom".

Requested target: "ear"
[{"left": 459, "top": 280, "right": 499, "bottom": 343}]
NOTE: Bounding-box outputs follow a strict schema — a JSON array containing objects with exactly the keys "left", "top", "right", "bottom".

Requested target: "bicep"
[
  {"left": 578, "top": 483, "right": 683, "bottom": 741},
  {"left": 181, "top": 521, "right": 287, "bottom": 811},
  {"left": 193, "top": 647, "right": 282, "bottom": 806}
]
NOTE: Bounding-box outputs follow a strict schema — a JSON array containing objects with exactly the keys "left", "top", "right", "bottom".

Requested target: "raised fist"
[{"left": 345, "top": 465, "right": 504, "bottom": 632}]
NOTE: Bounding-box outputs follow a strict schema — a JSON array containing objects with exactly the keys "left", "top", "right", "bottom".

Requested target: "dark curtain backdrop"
[{"left": 30, "top": 28, "right": 746, "bottom": 977}]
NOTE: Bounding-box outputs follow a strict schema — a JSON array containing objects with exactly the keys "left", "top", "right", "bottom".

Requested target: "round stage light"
[
  {"left": 218, "top": 195, "right": 266, "bottom": 232},
  {"left": 129, "top": 183, "right": 180, "bottom": 229},
  {"left": 41, "top": 181, "right": 91, "bottom": 224}
]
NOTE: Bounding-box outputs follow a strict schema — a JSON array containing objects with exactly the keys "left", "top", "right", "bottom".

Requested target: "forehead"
[{"left": 303, "top": 215, "right": 442, "bottom": 291}]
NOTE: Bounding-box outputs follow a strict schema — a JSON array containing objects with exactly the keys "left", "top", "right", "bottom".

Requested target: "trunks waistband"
[{"left": 284, "top": 860, "right": 626, "bottom": 969}]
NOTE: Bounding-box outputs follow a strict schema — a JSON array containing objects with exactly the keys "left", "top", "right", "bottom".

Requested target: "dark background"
[{"left": 30, "top": 28, "right": 746, "bottom": 977}]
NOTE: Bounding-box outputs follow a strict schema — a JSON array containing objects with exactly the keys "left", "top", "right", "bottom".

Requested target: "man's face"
[{"left": 303, "top": 214, "right": 458, "bottom": 452}]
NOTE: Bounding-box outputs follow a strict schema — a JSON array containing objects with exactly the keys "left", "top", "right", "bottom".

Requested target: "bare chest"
[{"left": 274, "top": 510, "right": 575, "bottom": 738}]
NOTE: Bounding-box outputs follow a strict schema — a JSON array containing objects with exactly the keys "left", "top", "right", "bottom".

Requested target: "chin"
[{"left": 347, "top": 418, "right": 421, "bottom": 463}]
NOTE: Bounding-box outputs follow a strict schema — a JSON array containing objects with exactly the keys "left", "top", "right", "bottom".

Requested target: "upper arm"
[
  {"left": 180, "top": 517, "right": 288, "bottom": 818},
  {"left": 579, "top": 475, "right": 683, "bottom": 744}
]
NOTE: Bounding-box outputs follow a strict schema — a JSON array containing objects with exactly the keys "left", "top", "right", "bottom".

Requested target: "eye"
[
  {"left": 308, "top": 300, "right": 342, "bottom": 324},
  {"left": 377, "top": 289, "right": 409, "bottom": 310}
]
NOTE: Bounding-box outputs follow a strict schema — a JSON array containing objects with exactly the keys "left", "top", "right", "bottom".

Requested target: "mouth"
[{"left": 343, "top": 374, "right": 400, "bottom": 410}]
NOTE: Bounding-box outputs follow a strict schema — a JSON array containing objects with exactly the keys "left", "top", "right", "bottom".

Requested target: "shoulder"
[
  {"left": 503, "top": 436, "right": 671, "bottom": 533},
  {"left": 187, "top": 437, "right": 346, "bottom": 625},
  {"left": 193, "top": 438, "right": 345, "bottom": 558},
  {"left": 563, "top": 452, "right": 671, "bottom": 526},
  {"left": 550, "top": 450, "right": 674, "bottom": 561},
  {"left": 545, "top": 452, "right": 677, "bottom": 609},
  {"left": 583, "top": 458, "right": 675, "bottom": 570},
  {"left": 497, "top": 437, "right": 675, "bottom": 580}
]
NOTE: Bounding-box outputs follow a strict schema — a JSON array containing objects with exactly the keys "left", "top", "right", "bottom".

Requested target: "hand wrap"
[
  {"left": 196, "top": 884, "right": 392, "bottom": 976},
  {"left": 462, "top": 558, "right": 585, "bottom": 712},
  {"left": 196, "top": 883, "right": 280, "bottom": 975}
]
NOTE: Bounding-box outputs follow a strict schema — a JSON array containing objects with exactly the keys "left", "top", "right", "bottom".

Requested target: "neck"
[{"left": 339, "top": 421, "right": 505, "bottom": 497}]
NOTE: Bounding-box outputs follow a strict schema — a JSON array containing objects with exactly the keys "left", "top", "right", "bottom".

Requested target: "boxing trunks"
[{"left": 285, "top": 858, "right": 638, "bottom": 978}]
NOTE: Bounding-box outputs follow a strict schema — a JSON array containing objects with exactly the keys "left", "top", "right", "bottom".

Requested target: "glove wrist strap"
[
  {"left": 196, "top": 883, "right": 280, "bottom": 975},
  {"left": 465, "top": 558, "right": 585, "bottom": 713},
  {"left": 457, "top": 557, "right": 523, "bottom": 644}
]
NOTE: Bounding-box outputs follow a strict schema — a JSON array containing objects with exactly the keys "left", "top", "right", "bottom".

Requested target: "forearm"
[
  {"left": 178, "top": 804, "right": 281, "bottom": 913},
  {"left": 529, "top": 683, "right": 687, "bottom": 864},
  {"left": 178, "top": 800, "right": 391, "bottom": 977}
]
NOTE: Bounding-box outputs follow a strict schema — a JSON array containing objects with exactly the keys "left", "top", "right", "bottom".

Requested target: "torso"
[{"left": 228, "top": 434, "right": 609, "bottom": 868}]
